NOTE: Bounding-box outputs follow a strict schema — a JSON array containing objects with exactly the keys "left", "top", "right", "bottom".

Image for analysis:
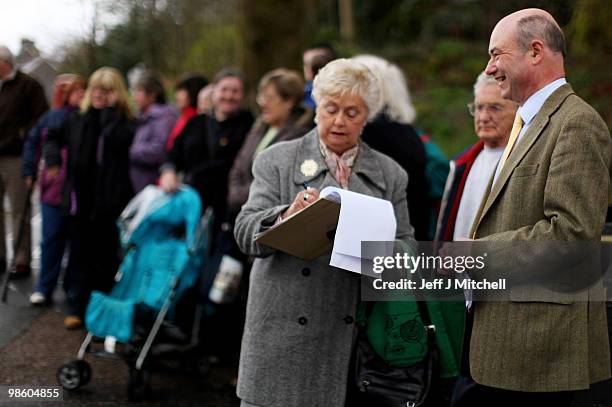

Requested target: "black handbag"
[{"left": 351, "top": 300, "right": 439, "bottom": 407}]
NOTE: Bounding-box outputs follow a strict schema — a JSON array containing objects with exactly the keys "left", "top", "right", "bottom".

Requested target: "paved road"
[
  {"left": 0, "top": 305, "right": 240, "bottom": 406},
  {"left": 0, "top": 195, "right": 240, "bottom": 406},
  {"left": 0, "top": 262, "right": 240, "bottom": 407},
  {"left": 0, "top": 195, "right": 43, "bottom": 350}
]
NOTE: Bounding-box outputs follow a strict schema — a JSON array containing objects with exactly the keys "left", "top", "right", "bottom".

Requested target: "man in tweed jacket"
[{"left": 459, "top": 8, "right": 611, "bottom": 406}]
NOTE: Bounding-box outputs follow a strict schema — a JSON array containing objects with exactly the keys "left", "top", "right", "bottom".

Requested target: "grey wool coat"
[{"left": 234, "top": 129, "right": 415, "bottom": 406}]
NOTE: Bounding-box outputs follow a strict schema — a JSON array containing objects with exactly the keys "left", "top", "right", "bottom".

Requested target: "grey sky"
[{"left": 1, "top": 0, "right": 117, "bottom": 57}]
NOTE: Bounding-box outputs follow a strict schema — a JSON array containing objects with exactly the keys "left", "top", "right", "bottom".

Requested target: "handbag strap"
[{"left": 414, "top": 290, "right": 436, "bottom": 344}]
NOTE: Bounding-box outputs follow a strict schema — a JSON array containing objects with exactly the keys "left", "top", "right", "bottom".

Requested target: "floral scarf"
[{"left": 318, "top": 139, "right": 359, "bottom": 189}]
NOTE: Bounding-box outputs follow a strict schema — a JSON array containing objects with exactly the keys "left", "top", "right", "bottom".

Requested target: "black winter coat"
[
  {"left": 165, "top": 109, "right": 254, "bottom": 221},
  {"left": 45, "top": 107, "right": 136, "bottom": 219},
  {"left": 361, "top": 112, "right": 430, "bottom": 241}
]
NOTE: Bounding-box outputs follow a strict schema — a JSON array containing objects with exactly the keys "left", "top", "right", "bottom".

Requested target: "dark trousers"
[
  {"left": 451, "top": 310, "right": 594, "bottom": 407},
  {"left": 69, "top": 213, "right": 121, "bottom": 316},
  {"left": 35, "top": 204, "right": 79, "bottom": 300},
  {"left": 451, "top": 380, "right": 576, "bottom": 407}
]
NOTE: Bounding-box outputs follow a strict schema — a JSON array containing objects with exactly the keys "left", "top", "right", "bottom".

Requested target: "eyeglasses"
[
  {"left": 467, "top": 102, "right": 504, "bottom": 116},
  {"left": 256, "top": 93, "right": 282, "bottom": 105}
]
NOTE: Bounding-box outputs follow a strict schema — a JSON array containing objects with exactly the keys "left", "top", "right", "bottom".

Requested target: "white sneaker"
[{"left": 29, "top": 292, "right": 48, "bottom": 306}]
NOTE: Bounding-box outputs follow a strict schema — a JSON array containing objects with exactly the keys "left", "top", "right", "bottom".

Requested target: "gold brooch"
[{"left": 300, "top": 159, "right": 318, "bottom": 177}]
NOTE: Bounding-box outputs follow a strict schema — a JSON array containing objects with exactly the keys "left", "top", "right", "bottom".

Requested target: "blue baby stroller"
[{"left": 57, "top": 186, "right": 213, "bottom": 400}]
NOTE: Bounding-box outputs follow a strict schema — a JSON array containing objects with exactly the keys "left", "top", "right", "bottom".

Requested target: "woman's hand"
[
  {"left": 24, "top": 176, "right": 34, "bottom": 189},
  {"left": 46, "top": 166, "right": 60, "bottom": 178},
  {"left": 281, "top": 187, "right": 320, "bottom": 220},
  {"left": 437, "top": 238, "right": 473, "bottom": 276},
  {"left": 160, "top": 169, "right": 179, "bottom": 193}
]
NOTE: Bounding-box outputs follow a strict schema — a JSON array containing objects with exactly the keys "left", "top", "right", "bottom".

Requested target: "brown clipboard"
[{"left": 254, "top": 197, "right": 341, "bottom": 260}]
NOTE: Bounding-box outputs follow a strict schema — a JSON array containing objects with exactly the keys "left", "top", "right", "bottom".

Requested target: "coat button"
[
  {"left": 298, "top": 317, "right": 308, "bottom": 325},
  {"left": 301, "top": 268, "right": 311, "bottom": 276},
  {"left": 343, "top": 316, "right": 354, "bottom": 324}
]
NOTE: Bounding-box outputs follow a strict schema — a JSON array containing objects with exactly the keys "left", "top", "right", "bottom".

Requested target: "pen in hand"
[
  {"left": 283, "top": 182, "right": 320, "bottom": 219},
  {"left": 303, "top": 182, "right": 312, "bottom": 202}
]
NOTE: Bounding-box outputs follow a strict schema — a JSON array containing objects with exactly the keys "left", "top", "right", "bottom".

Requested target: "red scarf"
[{"left": 166, "top": 106, "right": 197, "bottom": 150}]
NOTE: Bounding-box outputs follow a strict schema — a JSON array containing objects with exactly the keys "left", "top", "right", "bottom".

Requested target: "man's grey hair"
[
  {"left": 0, "top": 45, "right": 14, "bottom": 66},
  {"left": 473, "top": 71, "right": 498, "bottom": 97},
  {"left": 516, "top": 15, "right": 567, "bottom": 57}
]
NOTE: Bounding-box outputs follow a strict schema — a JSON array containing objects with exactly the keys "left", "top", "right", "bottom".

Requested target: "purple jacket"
[
  {"left": 22, "top": 107, "right": 71, "bottom": 206},
  {"left": 129, "top": 104, "right": 178, "bottom": 192}
]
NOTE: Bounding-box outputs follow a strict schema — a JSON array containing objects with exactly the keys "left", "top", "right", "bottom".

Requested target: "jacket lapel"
[
  {"left": 293, "top": 129, "right": 328, "bottom": 187},
  {"left": 292, "top": 130, "right": 386, "bottom": 195},
  {"left": 350, "top": 141, "right": 386, "bottom": 195},
  {"left": 471, "top": 84, "right": 575, "bottom": 237}
]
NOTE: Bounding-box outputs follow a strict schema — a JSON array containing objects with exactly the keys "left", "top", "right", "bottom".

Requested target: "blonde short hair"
[
  {"left": 352, "top": 54, "right": 416, "bottom": 124},
  {"left": 81, "top": 67, "right": 133, "bottom": 118},
  {"left": 312, "top": 58, "right": 382, "bottom": 120}
]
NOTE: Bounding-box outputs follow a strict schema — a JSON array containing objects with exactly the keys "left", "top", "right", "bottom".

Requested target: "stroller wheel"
[
  {"left": 74, "top": 360, "right": 92, "bottom": 385},
  {"left": 57, "top": 360, "right": 91, "bottom": 390},
  {"left": 127, "top": 367, "right": 151, "bottom": 401}
]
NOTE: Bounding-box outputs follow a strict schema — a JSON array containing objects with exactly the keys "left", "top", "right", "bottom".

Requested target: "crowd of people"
[{"left": 0, "top": 6, "right": 610, "bottom": 407}]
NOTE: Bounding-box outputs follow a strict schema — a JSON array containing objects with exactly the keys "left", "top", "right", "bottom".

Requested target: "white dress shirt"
[{"left": 492, "top": 77, "right": 567, "bottom": 185}]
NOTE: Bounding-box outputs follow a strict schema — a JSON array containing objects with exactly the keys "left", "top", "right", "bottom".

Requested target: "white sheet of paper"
[
  {"left": 455, "top": 272, "right": 473, "bottom": 308},
  {"left": 320, "top": 187, "right": 396, "bottom": 274}
]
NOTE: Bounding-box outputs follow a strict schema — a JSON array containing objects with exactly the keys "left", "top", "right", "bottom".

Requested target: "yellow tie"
[{"left": 497, "top": 112, "right": 524, "bottom": 171}]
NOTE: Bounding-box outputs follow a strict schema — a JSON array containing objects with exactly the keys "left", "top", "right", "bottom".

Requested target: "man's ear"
[{"left": 530, "top": 40, "right": 545, "bottom": 64}]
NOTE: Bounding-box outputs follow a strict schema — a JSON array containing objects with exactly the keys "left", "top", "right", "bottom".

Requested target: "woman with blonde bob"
[
  {"left": 45, "top": 67, "right": 136, "bottom": 328},
  {"left": 234, "top": 59, "right": 415, "bottom": 406}
]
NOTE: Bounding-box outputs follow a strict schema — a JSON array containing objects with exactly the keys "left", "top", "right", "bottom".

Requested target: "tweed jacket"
[
  {"left": 234, "top": 129, "right": 415, "bottom": 406},
  {"left": 469, "top": 84, "right": 612, "bottom": 392}
]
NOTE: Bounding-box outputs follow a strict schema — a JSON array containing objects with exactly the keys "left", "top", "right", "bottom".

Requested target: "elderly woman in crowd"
[
  {"left": 129, "top": 70, "right": 177, "bottom": 192},
  {"left": 353, "top": 55, "right": 464, "bottom": 407},
  {"left": 227, "top": 68, "right": 313, "bottom": 213},
  {"left": 234, "top": 59, "right": 415, "bottom": 407},
  {"left": 354, "top": 54, "right": 430, "bottom": 241},
  {"left": 45, "top": 67, "right": 135, "bottom": 329}
]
